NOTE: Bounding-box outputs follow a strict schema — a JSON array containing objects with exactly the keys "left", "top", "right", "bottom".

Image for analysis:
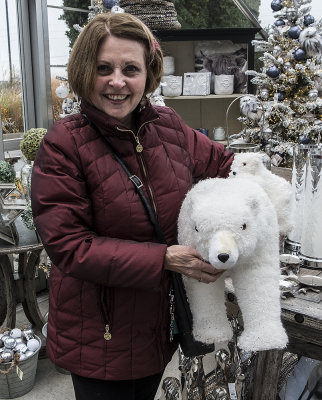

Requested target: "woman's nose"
[{"left": 108, "top": 69, "right": 126, "bottom": 88}]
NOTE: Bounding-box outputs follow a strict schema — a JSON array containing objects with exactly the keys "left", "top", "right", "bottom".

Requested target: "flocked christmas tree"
[{"left": 244, "top": 0, "right": 322, "bottom": 167}]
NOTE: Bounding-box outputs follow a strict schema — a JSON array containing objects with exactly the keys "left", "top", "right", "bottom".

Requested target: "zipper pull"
[
  {"left": 136, "top": 143, "right": 143, "bottom": 153},
  {"left": 104, "top": 324, "right": 112, "bottom": 341}
]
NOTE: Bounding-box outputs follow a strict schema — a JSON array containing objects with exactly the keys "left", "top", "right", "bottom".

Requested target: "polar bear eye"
[
  {"left": 243, "top": 162, "right": 247, "bottom": 166},
  {"left": 195, "top": 226, "right": 199, "bottom": 232},
  {"left": 241, "top": 223, "right": 247, "bottom": 230}
]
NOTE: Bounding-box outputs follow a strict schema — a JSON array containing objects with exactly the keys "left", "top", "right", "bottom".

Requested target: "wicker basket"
[{"left": 0, "top": 336, "right": 41, "bottom": 399}]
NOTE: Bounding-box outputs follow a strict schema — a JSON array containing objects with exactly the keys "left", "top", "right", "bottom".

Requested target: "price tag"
[
  {"left": 228, "top": 382, "right": 238, "bottom": 399},
  {"left": 16, "top": 365, "right": 23, "bottom": 380}
]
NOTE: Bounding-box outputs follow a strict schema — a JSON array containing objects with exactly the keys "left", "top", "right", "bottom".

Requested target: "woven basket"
[
  {"left": 120, "top": 0, "right": 181, "bottom": 30},
  {"left": 0, "top": 336, "right": 41, "bottom": 399}
]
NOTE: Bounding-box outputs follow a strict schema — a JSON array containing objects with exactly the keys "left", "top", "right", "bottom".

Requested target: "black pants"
[{"left": 71, "top": 371, "right": 164, "bottom": 400}]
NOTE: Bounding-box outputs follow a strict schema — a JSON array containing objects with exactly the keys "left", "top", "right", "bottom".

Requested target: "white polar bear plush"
[
  {"left": 177, "top": 177, "right": 288, "bottom": 352},
  {"left": 229, "top": 152, "right": 293, "bottom": 237}
]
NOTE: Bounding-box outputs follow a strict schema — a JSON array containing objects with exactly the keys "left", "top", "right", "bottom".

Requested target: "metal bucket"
[
  {"left": 227, "top": 143, "right": 261, "bottom": 153},
  {"left": 0, "top": 336, "right": 41, "bottom": 399}
]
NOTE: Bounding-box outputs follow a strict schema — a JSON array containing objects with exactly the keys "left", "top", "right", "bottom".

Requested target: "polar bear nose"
[
  {"left": 218, "top": 253, "right": 230, "bottom": 263},
  {"left": 232, "top": 171, "right": 237, "bottom": 175}
]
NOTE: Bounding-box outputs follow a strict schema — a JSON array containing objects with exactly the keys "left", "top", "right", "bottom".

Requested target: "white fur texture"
[
  {"left": 229, "top": 152, "right": 294, "bottom": 236},
  {"left": 177, "top": 177, "right": 288, "bottom": 352}
]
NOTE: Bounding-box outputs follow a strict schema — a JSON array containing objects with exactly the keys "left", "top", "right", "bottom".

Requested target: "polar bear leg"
[
  {"left": 184, "top": 276, "right": 233, "bottom": 344},
  {"left": 231, "top": 265, "right": 288, "bottom": 352}
]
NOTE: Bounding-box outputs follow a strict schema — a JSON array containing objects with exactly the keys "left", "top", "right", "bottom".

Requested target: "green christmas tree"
[{"left": 245, "top": 0, "right": 322, "bottom": 167}]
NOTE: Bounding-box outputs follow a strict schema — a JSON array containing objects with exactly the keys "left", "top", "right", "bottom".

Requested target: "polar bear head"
[
  {"left": 178, "top": 177, "right": 278, "bottom": 270},
  {"left": 229, "top": 152, "right": 269, "bottom": 177}
]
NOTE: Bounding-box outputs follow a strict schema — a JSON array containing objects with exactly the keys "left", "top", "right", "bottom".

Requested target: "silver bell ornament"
[
  {"left": 286, "top": 8, "right": 297, "bottom": 22},
  {"left": 308, "top": 88, "right": 319, "bottom": 101},
  {"left": 1, "top": 349, "right": 14, "bottom": 363},
  {"left": 3, "top": 336, "right": 17, "bottom": 349}
]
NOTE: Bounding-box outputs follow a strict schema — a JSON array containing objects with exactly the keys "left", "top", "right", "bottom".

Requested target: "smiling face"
[{"left": 89, "top": 35, "right": 147, "bottom": 129}]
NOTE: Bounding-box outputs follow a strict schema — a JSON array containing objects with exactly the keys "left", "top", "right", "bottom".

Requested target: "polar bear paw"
[
  {"left": 193, "top": 321, "right": 233, "bottom": 344},
  {"left": 238, "top": 326, "right": 288, "bottom": 352}
]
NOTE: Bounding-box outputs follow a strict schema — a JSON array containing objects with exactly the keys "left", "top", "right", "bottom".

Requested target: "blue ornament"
[
  {"left": 294, "top": 48, "right": 306, "bottom": 61},
  {"left": 304, "top": 14, "right": 315, "bottom": 26},
  {"left": 271, "top": 0, "right": 283, "bottom": 11},
  {"left": 266, "top": 66, "right": 280, "bottom": 78},
  {"left": 102, "top": 0, "right": 115, "bottom": 8},
  {"left": 277, "top": 91, "right": 286, "bottom": 101},
  {"left": 299, "top": 135, "right": 310, "bottom": 144},
  {"left": 274, "top": 18, "right": 285, "bottom": 27},
  {"left": 288, "top": 26, "right": 301, "bottom": 39}
]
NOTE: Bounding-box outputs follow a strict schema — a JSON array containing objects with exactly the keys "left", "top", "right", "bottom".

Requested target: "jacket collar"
[{"left": 80, "top": 99, "right": 159, "bottom": 138}]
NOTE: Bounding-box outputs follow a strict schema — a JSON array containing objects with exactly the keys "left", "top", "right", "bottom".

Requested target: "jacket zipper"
[
  {"left": 100, "top": 286, "right": 114, "bottom": 341},
  {"left": 116, "top": 118, "right": 159, "bottom": 216}
]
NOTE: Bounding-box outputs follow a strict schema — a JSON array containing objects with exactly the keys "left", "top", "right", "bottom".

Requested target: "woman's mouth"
[{"left": 104, "top": 94, "right": 128, "bottom": 101}]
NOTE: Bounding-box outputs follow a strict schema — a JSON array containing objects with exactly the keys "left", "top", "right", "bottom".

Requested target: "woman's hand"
[{"left": 164, "top": 245, "right": 224, "bottom": 284}]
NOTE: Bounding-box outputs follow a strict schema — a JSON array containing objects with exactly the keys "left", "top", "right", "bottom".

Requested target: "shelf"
[{"left": 163, "top": 94, "right": 242, "bottom": 100}]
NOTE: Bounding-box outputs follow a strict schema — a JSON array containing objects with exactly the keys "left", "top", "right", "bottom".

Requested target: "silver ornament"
[
  {"left": 308, "top": 88, "right": 319, "bottom": 101},
  {"left": 24, "top": 350, "right": 34, "bottom": 359},
  {"left": 3, "top": 336, "right": 17, "bottom": 349},
  {"left": 286, "top": 8, "right": 297, "bottom": 22},
  {"left": 214, "top": 386, "right": 228, "bottom": 400},
  {"left": 15, "top": 343, "right": 28, "bottom": 354},
  {"left": 23, "top": 328, "right": 34, "bottom": 341},
  {"left": 273, "top": 45, "right": 282, "bottom": 57},
  {"left": 284, "top": 62, "right": 292, "bottom": 71},
  {"left": 14, "top": 338, "right": 24, "bottom": 345},
  {"left": 260, "top": 88, "right": 270, "bottom": 100},
  {"left": 1, "top": 349, "right": 14, "bottom": 363}
]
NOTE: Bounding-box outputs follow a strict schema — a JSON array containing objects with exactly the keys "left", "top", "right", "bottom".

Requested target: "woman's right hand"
[{"left": 164, "top": 245, "right": 224, "bottom": 284}]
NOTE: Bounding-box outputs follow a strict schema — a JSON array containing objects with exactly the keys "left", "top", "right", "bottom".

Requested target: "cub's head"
[
  {"left": 178, "top": 178, "right": 266, "bottom": 269},
  {"left": 229, "top": 152, "right": 267, "bottom": 177}
]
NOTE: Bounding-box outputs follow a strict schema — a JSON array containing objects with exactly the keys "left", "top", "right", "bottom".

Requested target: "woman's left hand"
[{"left": 164, "top": 245, "right": 224, "bottom": 283}]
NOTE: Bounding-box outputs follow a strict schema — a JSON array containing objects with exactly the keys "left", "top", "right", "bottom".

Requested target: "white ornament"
[
  {"left": 10, "top": 328, "right": 22, "bottom": 338},
  {"left": 55, "top": 83, "right": 69, "bottom": 99},
  {"left": 27, "top": 338, "right": 40, "bottom": 352}
]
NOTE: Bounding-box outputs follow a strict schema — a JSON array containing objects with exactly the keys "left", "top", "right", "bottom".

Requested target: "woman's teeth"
[{"left": 105, "top": 94, "right": 128, "bottom": 100}]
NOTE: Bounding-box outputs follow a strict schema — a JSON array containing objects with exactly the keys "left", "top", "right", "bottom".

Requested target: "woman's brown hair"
[{"left": 67, "top": 12, "right": 163, "bottom": 103}]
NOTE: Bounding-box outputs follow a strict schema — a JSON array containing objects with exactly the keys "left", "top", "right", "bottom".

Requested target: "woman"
[{"left": 31, "top": 12, "right": 233, "bottom": 400}]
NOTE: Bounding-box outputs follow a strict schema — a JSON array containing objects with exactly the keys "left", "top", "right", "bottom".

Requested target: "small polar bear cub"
[
  {"left": 229, "top": 152, "right": 293, "bottom": 237},
  {"left": 177, "top": 177, "right": 288, "bottom": 352}
]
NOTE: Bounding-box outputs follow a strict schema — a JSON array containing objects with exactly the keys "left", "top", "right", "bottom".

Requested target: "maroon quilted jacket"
[{"left": 31, "top": 101, "right": 233, "bottom": 380}]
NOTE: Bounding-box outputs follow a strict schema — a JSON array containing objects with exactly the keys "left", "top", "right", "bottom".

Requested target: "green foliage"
[
  {"left": 59, "top": 0, "right": 89, "bottom": 49},
  {"left": 173, "top": 0, "right": 259, "bottom": 29},
  {"left": 0, "top": 160, "right": 16, "bottom": 183},
  {"left": 21, "top": 200, "right": 35, "bottom": 230},
  {"left": 20, "top": 128, "right": 47, "bottom": 161}
]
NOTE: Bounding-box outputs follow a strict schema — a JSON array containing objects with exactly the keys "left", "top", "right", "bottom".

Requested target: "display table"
[
  {"left": 227, "top": 288, "right": 322, "bottom": 399},
  {"left": 0, "top": 218, "right": 44, "bottom": 330}
]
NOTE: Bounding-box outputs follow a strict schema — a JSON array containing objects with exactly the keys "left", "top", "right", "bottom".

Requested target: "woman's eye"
[
  {"left": 241, "top": 223, "right": 247, "bottom": 230},
  {"left": 124, "top": 65, "right": 139, "bottom": 74},
  {"left": 195, "top": 226, "right": 199, "bottom": 232},
  {"left": 97, "top": 65, "right": 112, "bottom": 75}
]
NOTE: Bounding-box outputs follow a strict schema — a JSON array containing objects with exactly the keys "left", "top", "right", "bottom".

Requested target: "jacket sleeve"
[
  {"left": 169, "top": 108, "right": 234, "bottom": 180},
  {"left": 31, "top": 120, "right": 167, "bottom": 290}
]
